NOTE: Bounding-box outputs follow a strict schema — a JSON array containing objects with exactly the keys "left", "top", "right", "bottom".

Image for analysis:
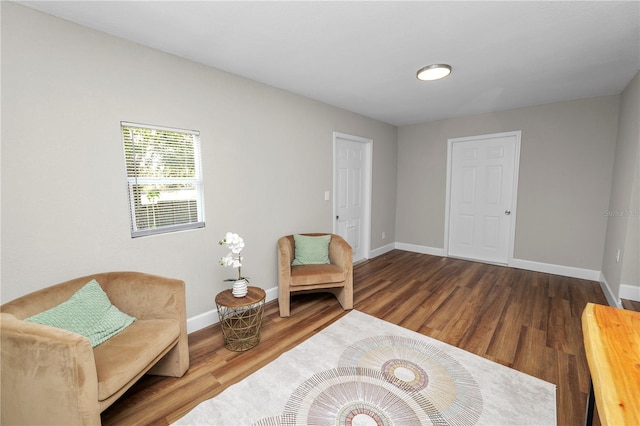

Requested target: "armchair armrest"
[
  {"left": 278, "top": 236, "right": 295, "bottom": 282},
  {"left": 328, "top": 234, "right": 353, "bottom": 271},
  {"left": 0, "top": 313, "right": 100, "bottom": 425}
]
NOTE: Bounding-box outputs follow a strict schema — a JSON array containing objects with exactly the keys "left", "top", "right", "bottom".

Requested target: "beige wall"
[
  {"left": 0, "top": 3, "right": 398, "bottom": 316},
  {"left": 602, "top": 71, "right": 640, "bottom": 301},
  {"left": 396, "top": 96, "right": 620, "bottom": 271}
]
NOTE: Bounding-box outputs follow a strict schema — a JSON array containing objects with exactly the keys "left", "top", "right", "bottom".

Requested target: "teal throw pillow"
[
  {"left": 25, "top": 279, "right": 136, "bottom": 347},
  {"left": 292, "top": 234, "right": 331, "bottom": 265}
]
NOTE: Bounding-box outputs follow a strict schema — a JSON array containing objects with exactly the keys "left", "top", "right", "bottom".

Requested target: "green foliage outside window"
[{"left": 121, "top": 123, "right": 204, "bottom": 237}]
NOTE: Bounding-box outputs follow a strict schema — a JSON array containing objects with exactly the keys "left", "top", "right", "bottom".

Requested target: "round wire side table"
[{"left": 215, "top": 286, "right": 266, "bottom": 352}]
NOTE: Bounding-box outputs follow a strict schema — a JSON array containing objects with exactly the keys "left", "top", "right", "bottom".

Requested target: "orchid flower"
[{"left": 219, "top": 232, "right": 246, "bottom": 281}]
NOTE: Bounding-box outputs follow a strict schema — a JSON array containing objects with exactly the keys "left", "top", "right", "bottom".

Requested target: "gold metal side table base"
[{"left": 215, "top": 286, "right": 266, "bottom": 352}]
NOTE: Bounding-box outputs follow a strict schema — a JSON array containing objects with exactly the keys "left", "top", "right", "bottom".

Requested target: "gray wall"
[
  {"left": 396, "top": 96, "right": 620, "bottom": 271},
  {"left": 2, "top": 2, "right": 638, "bottom": 320},
  {"left": 0, "top": 3, "right": 398, "bottom": 316},
  {"left": 602, "top": 72, "right": 640, "bottom": 300}
]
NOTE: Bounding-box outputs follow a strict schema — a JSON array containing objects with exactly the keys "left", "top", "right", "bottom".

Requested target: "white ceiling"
[{"left": 19, "top": 1, "right": 640, "bottom": 126}]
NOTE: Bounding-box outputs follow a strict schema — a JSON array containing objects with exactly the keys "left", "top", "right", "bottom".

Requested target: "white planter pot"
[{"left": 231, "top": 279, "right": 248, "bottom": 297}]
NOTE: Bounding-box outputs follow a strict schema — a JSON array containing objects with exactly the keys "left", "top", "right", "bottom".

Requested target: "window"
[{"left": 121, "top": 122, "right": 205, "bottom": 237}]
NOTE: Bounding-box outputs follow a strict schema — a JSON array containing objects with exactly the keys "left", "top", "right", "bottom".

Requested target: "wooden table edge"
[
  {"left": 215, "top": 286, "right": 266, "bottom": 307},
  {"left": 582, "top": 302, "right": 640, "bottom": 426}
]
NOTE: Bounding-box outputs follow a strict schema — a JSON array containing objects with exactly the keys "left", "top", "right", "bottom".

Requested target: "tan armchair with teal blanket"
[{"left": 0, "top": 271, "right": 189, "bottom": 425}]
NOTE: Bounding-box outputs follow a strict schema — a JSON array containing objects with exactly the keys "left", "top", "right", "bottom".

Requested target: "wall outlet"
[
  {"left": 616, "top": 249, "right": 621, "bottom": 263},
  {"left": 382, "top": 232, "right": 386, "bottom": 240}
]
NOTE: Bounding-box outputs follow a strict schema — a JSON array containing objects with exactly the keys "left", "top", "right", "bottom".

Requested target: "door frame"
[
  {"left": 333, "top": 131, "right": 373, "bottom": 262},
  {"left": 443, "top": 130, "right": 521, "bottom": 265}
]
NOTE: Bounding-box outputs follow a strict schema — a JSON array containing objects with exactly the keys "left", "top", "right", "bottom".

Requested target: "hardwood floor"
[
  {"left": 622, "top": 298, "right": 640, "bottom": 312},
  {"left": 102, "top": 250, "right": 608, "bottom": 425}
]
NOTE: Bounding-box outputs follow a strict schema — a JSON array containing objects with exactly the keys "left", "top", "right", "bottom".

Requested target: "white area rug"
[{"left": 174, "top": 310, "right": 556, "bottom": 425}]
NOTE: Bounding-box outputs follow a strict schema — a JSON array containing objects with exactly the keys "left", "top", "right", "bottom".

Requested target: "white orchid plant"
[{"left": 218, "top": 232, "right": 248, "bottom": 282}]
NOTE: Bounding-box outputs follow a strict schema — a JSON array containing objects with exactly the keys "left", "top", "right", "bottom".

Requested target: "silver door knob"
[{"left": 505, "top": 210, "right": 511, "bottom": 215}]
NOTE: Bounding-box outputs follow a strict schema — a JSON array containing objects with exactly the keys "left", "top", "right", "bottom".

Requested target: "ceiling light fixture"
[{"left": 416, "top": 64, "right": 452, "bottom": 81}]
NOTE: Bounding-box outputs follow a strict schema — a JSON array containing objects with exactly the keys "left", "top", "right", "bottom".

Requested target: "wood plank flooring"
[
  {"left": 101, "top": 250, "right": 608, "bottom": 425},
  {"left": 622, "top": 298, "right": 640, "bottom": 312}
]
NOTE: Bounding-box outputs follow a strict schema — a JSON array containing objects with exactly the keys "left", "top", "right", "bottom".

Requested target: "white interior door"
[
  {"left": 334, "top": 132, "right": 372, "bottom": 263},
  {"left": 446, "top": 131, "right": 520, "bottom": 264}
]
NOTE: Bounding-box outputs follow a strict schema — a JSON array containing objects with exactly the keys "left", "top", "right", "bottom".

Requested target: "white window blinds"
[{"left": 121, "top": 122, "right": 205, "bottom": 237}]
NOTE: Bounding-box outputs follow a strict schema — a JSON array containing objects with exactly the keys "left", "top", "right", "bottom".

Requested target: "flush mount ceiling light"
[{"left": 416, "top": 64, "right": 452, "bottom": 81}]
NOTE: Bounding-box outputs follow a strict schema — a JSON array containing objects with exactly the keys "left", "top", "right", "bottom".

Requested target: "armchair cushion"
[
  {"left": 290, "top": 264, "right": 346, "bottom": 286},
  {"left": 292, "top": 234, "right": 331, "bottom": 265},
  {"left": 25, "top": 279, "right": 135, "bottom": 347},
  {"left": 94, "top": 318, "right": 179, "bottom": 400}
]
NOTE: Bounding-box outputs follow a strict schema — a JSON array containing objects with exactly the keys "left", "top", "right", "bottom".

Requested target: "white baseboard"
[
  {"left": 369, "top": 242, "right": 395, "bottom": 258},
  {"left": 186, "top": 285, "right": 279, "bottom": 333},
  {"left": 394, "top": 242, "right": 446, "bottom": 257},
  {"left": 393, "top": 243, "right": 602, "bottom": 285},
  {"left": 186, "top": 308, "right": 220, "bottom": 334},
  {"left": 619, "top": 283, "right": 640, "bottom": 302},
  {"left": 598, "top": 273, "right": 621, "bottom": 308},
  {"left": 509, "top": 258, "right": 600, "bottom": 281}
]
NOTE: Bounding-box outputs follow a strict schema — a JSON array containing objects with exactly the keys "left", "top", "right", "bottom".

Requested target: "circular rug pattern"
[
  {"left": 339, "top": 335, "right": 483, "bottom": 424},
  {"left": 254, "top": 335, "right": 482, "bottom": 426},
  {"left": 255, "top": 367, "right": 435, "bottom": 426}
]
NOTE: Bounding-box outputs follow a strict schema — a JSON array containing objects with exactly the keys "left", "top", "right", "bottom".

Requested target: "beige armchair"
[
  {"left": 278, "top": 233, "right": 353, "bottom": 317},
  {"left": 1, "top": 272, "right": 189, "bottom": 425}
]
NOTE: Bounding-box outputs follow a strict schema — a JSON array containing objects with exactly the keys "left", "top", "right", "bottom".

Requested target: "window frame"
[{"left": 121, "top": 121, "right": 205, "bottom": 238}]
